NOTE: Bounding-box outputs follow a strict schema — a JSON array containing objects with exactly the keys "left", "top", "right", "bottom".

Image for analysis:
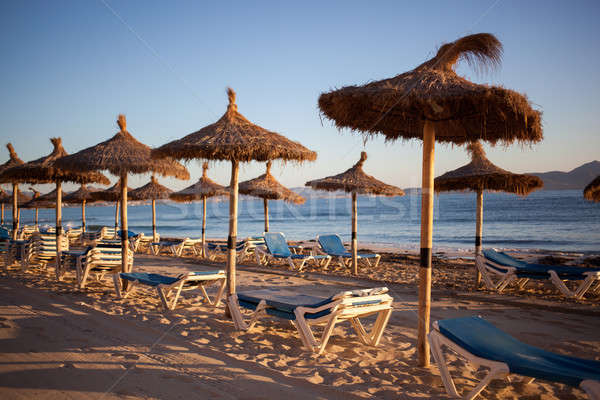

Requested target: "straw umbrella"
[
  {"left": 239, "top": 161, "right": 305, "bottom": 233},
  {"left": 152, "top": 88, "right": 316, "bottom": 313},
  {"left": 63, "top": 184, "right": 100, "bottom": 232},
  {"left": 129, "top": 176, "right": 172, "bottom": 242},
  {"left": 170, "top": 162, "right": 229, "bottom": 257},
  {"left": 0, "top": 138, "right": 109, "bottom": 272},
  {"left": 317, "top": 33, "right": 543, "bottom": 366},
  {"left": 92, "top": 182, "right": 132, "bottom": 233},
  {"left": 435, "top": 142, "right": 543, "bottom": 283},
  {"left": 0, "top": 144, "right": 26, "bottom": 239},
  {"left": 28, "top": 188, "right": 42, "bottom": 226},
  {"left": 584, "top": 176, "right": 600, "bottom": 202},
  {"left": 54, "top": 115, "right": 190, "bottom": 281},
  {"left": 0, "top": 189, "right": 31, "bottom": 230},
  {"left": 306, "top": 152, "right": 404, "bottom": 274}
]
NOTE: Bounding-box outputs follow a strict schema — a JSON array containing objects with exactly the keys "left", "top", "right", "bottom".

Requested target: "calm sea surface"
[{"left": 21, "top": 190, "right": 600, "bottom": 253}]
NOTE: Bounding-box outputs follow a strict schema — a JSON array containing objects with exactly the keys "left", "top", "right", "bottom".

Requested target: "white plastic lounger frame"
[
  {"left": 548, "top": 270, "right": 600, "bottom": 300},
  {"left": 428, "top": 320, "right": 600, "bottom": 400},
  {"left": 228, "top": 287, "right": 393, "bottom": 355},
  {"left": 77, "top": 246, "right": 133, "bottom": 295},
  {"left": 476, "top": 251, "right": 600, "bottom": 299},
  {"left": 121, "top": 271, "right": 227, "bottom": 310},
  {"left": 254, "top": 246, "right": 331, "bottom": 271}
]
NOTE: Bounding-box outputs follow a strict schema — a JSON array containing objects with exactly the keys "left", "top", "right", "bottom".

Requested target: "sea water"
[{"left": 21, "top": 190, "right": 600, "bottom": 253}]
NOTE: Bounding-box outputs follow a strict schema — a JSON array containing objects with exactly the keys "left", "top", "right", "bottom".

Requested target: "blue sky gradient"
[{"left": 1, "top": 0, "right": 599, "bottom": 192}]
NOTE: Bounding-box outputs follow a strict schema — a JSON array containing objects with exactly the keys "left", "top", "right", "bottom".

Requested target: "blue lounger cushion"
[
  {"left": 484, "top": 249, "right": 600, "bottom": 280},
  {"left": 438, "top": 316, "right": 600, "bottom": 387},
  {"left": 120, "top": 271, "right": 223, "bottom": 287},
  {"left": 318, "top": 234, "right": 379, "bottom": 259}
]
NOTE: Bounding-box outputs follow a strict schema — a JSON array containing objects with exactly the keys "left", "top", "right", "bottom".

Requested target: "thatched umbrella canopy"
[
  {"left": 0, "top": 143, "right": 25, "bottom": 238},
  {"left": 153, "top": 88, "right": 317, "bottom": 312},
  {"left": 318, "top": 33, "right": 543, "bottom": 366},
  {"left": 54, "top": 115, "right": 190, "bottom": 281},
  {"left": 24, "top": 187, "right": 42, "bottom": 226},
  {"left": 63, "top": 184, "right": 100, "bottom": 232},
  {"left": 584, "top": 176, "right": 600, "bottom": 203},
  {"left": 435, "top": 142, "right": 542, "bottom": 280},
  {"left": 92, "top": 182, "right": 132, "bottom": 233},
  {"left": 129, "top": 176, "right": 172, "bottom": 241},
  {"left": 239, "top": 161, "right": 305, "bottom": 233},
  {"left": 0, "top": 138, "right": 109, "bottom": 266},
  {"left": 306, "top": 152, "right": 404, "bottom": 274},
  {"left": 170, "top": 162, "right": 228, "bottom": 256}
]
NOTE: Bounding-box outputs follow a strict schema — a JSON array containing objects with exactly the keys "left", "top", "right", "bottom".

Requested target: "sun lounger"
[
  {"left": 228, "top": 286, "right": 393, "bottom": 354},
  {"left": 316, "top": 234, "right": 381, "bottom": 268},
  {"left": 18, "top": 225, "right": 37, "bottom": 240},
  {"left": 131, "top": 232, "right": 157, "bottom": 254},
  {"left": 24, "top": 232, "right": 69, "bottom": 272},
  {"left": 428, "top": 316, "right": 600, "bottom": 400},
  {"left": 77, "top": 243, "right": 133, "bottom": 294},
  {"left": 119, "top": 270, "right": 226, "bottom": 310},
  {"left": 477, "top": 249, "right": 600, "bottom": 299},
  {"left": 206, "top": 236, "right": 265, "bottom": 262},
  {"left": 151, "top": 240, "right": 181, "bottom": 256},
  {"left": 255, "top": 232, "right": 331, "bottom": 271},
  {"left": 66, "top": 227, "right": 83, "bottom": 244}
]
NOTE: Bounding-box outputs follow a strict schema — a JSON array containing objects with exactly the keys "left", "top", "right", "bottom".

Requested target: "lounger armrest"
[{"left": 295, "top": 299, "right": 342, "bottom": 317}]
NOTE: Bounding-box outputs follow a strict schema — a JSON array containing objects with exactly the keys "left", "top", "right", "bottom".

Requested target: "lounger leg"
[
  {"left": 349, "top": 317, "right": 371, "bottom": 345},
  {"left": 121, "top": 281, "right": 135, "bottom": 299},
  {"left": 370, "top": 308, "right": 393, "bottom": 346},
  {"left": 113, "top": 274, "right": 122, "bottom": 298},
  {"left": 79, "top": 266, "right": 91, "bottom": 289},
  {"left": 428, "top": 331, "right": 460, "bottom": 398},
  {"left": 169, "top": 282, "right": 186, "bottom": 310},
  {"left": 227, "top": 295, "right": 249, "bottom": 330},
  {"left": 157, "top": 287, "right": 171, "bottom": 310},
  {"left": 316, "top": 314, "right": 339, "bottom": 355},
  {"left": 373, "top": 255, "right": 381, "bottom": 268},
  {"left": 199, "top": 284, "right": 212, "bottom": 305},
  {"left": 292, "top": 320, "right": 316, "bottom": 352},
  {"left": 574, "top": 275, "right": 596, "bottom": 299},
  {"left": 548, "top": 270, "right": 591, "bottom": 299},
  {"left": 213, "top": 279, "right": 226, "bottom": 307}
]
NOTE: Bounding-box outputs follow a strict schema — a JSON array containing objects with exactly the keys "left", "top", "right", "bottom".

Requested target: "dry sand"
[{"left": 1, "top": 249, "right": 599, "bottom": 399}]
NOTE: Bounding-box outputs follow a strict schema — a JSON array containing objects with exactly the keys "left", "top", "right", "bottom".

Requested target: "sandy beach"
[{"left": 1, "top": 249, "right": 598, "bottom": 399}]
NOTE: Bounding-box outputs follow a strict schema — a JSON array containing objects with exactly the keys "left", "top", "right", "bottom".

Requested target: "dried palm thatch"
[
  {"left": 170, "top": 163, "right": 228, "bottom": 253},
  {"left": 0, "top": 144, "right": 24, "bottom": 178},
  {"left": 0, "top": 138, "right": 110, "bottom": 185},
  {"left": 55, "top": 116, "right": 189, "bottom": 179},
  {"left": 91, "top": 182, "right": 131, "bottom": 202},
  {"left": 153, "top": 88, "right": 317, "bottom": 304},
  {"left": 239, "top": 161, "right": 305, "bottom": 233},
  {"left": 170, "top": 163, "right": 229, "bottom": 202},
  {"left": 63, "top": 184, "right": 100, "bottom": 204},
  {"left": 435, "top": 142, "right": 543, "bottom": 195},
  {"left": 23, "top": 189, "right": 62, "bottom": 209},
  {"left": 0, "top": 191, "right": 31, "bottom": 205},
  {"left": 306, "top": 152, "right": 405, "bottom": 196},
  {"left": 318, "top": 33, "right": 542, "bottom": 145},
  {"left": 153, "top": 88, "right": 317, "bottom": 163},
  {"left": 306, "top": 152, "right": 403, "bottom": 275},
  {"left": 129, "top": 176, "right": 172, "bottom": 201},
  {"left": 584, "top": 175, "right": 600, "bottom": 202},
  {"left": 317, "top": 33, "right": 544, "bottom": 367},
  {"left": 0, "top": 144, "right": 27, "bottom": 239},
  {"left": 239, "top": 161, "right": 305, "bottom": 203}
]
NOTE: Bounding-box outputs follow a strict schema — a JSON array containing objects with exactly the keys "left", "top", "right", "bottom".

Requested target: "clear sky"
[{"left": 1, "top": 0, "right": 599, "bottom": 192}]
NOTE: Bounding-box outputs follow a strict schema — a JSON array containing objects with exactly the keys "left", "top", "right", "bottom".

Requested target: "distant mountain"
[{"left": 529, "top": 161, "right": 600, "bottom": 190}]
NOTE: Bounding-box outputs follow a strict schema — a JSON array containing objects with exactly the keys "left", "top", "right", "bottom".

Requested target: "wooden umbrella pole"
[
  {"left": 475, "top": 188, "right": 483, "bottom": 286},
  {"left": 81, "top": 200, "right": 86, "bottom": 233},
  {"left": 12, "top": 183, "right": 18, "bottom": 240},
  {"left": 55, "top": 180, "right": 63, "bottom": 278},
  {"left": 263, "top": 198, "right": 269, "bottom": 233},
  {"left": 1, "top": 203, "right": 4, "bottom": 225},
  {"left": 351, "top": 192, "right": 358, "bottom": 275},
  {"left": 226, "top": 161, "right": 239, "bottom": 317},
  {"left": 418, "top": 120, "right": 435, "bottom": 367},
  {"left": 35, "top": 208, "right": 38, "bottom": 227},
  {"left": 120, "top": 173, "right": 129, "bottom": 276},
  {"left": 202, "top": 195, "right": 207, "bottom": 257},
  {"left": 152, "top": 198, "right": 157, "bottom": 242},
  {"left": 114, "top": 201, "right": 119, "bottom": 235}
]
